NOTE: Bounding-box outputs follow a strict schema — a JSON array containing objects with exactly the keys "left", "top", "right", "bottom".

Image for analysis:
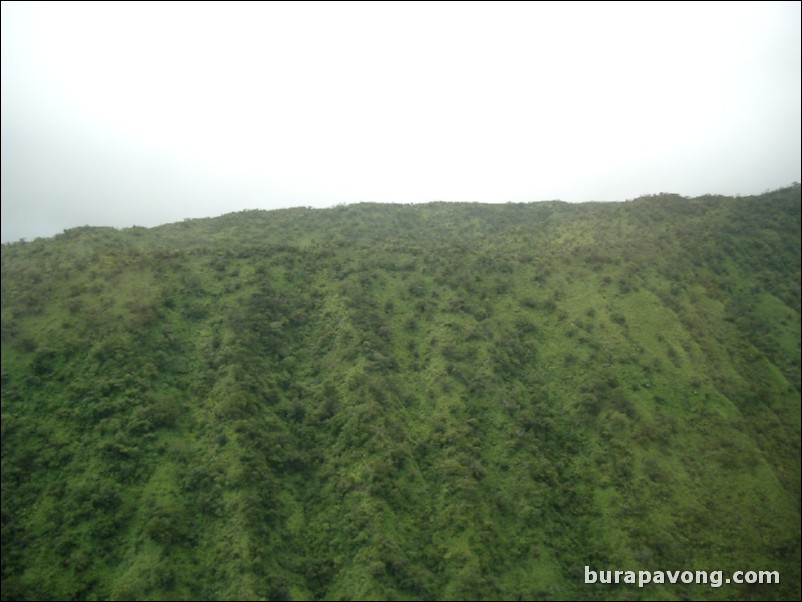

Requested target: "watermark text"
[{"left": 585, "top": 566, "right": 780, "bottom": 588}]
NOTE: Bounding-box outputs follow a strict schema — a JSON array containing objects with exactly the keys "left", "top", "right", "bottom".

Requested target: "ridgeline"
[{"left": 2, "top": 187, "right": 800, "bottom": 600}]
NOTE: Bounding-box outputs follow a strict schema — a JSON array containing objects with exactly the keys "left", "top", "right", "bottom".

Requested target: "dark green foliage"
[{"left": 2, "top": 186, "right": 800, "bottom": 600}]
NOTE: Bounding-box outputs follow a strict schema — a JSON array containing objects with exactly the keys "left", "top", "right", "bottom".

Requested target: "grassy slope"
[{"left": 1, "top": 187, "right": 800, "bottom": 600}]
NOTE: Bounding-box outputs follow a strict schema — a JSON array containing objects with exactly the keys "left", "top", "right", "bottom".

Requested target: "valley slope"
[{"left": 1, "top": 187, "right": 800, "bottom": 600}]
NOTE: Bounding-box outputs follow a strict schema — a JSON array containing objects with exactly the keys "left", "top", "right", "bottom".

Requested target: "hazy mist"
[{"left": 2, "top": 0, "right": 800, "bottom": 242}]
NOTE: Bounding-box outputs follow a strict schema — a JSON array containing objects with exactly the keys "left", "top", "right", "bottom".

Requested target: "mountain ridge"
[{"left": 2, "top": 187, "right": 800, "bottom": 600}]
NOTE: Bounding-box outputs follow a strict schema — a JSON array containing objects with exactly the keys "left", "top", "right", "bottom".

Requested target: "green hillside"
[{"left": 2, "top": 187, "right": 800, "bottom": 601}]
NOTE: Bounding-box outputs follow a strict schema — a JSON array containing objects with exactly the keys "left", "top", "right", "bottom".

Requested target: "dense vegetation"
[{"left": 1, "top": 186, "right": 800, "bottom": 601}]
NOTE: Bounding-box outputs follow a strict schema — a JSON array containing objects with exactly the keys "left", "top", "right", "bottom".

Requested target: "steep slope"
[{"left": 1, "top": 187, "right": 800, "bottom": 600}]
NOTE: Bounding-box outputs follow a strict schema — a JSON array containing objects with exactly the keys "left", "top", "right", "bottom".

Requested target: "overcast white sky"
[{"left": 2, "top": 1, "right": 800, "bottom": 242}]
